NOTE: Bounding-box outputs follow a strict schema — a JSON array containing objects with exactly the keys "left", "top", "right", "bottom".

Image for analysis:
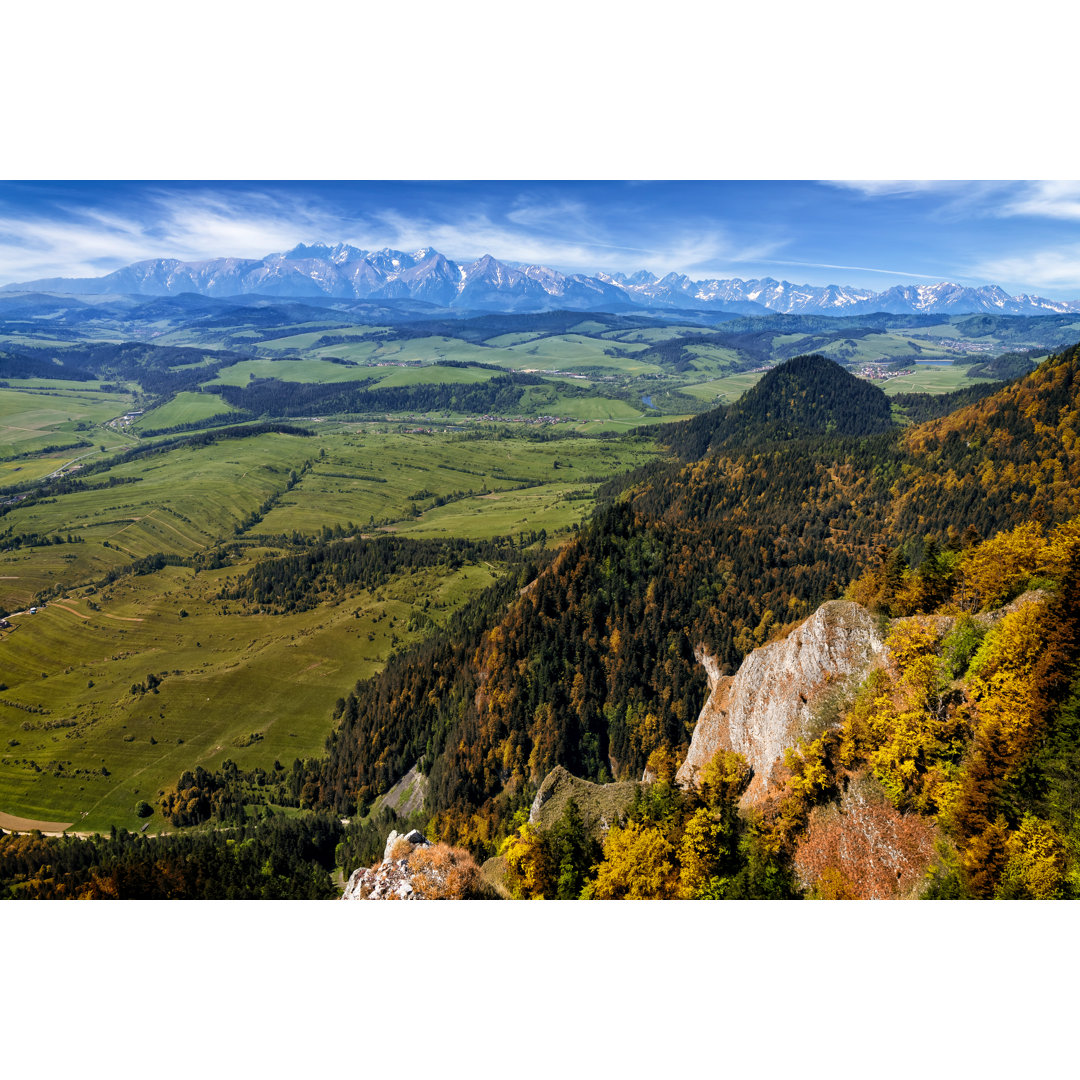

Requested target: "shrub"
[{"left": 408, "top": 843, "right": 482, "bottom": 899}]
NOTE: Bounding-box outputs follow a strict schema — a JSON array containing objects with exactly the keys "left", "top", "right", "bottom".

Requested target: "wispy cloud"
[
  {"left": 826, "top": 179, "right": 1080, "bottom": 228},
  {"left": 997, "top": 181, "right": 1080, "bottom": 222},
  {"left": 0, "top": 189, "right": 345, "bottom": 284},
  {"left": 824, "top": 180, "right": 973, "bottom": 198},
  {"left": 758, "top": 259, "right": 942, "bottom": 281},
  {"left": 971, "top": 244, "right": 1080, "bottom": 292},
  {"left": 0, "top": 187, "right": 783, "bottom": 285}
]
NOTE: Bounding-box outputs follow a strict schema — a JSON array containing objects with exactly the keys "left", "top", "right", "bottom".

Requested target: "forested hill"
[
  {"left": 890, "top": 341, "right": 1080, "bottom": 536},
  {"left": 657, "top": 353, "right": 895, "bottom": 459},
  {"left": 279, "top": 344, "right": 1080, "bottom": 861}
]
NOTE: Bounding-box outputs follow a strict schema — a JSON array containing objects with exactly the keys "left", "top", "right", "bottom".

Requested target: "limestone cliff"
[{"left": 676, "top": 600, "right": 887, "bottom": 802}]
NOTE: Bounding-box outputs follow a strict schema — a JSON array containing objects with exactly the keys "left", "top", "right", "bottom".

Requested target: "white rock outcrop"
[
  {"left": 343, "top": 829, "right": 432, "bottom": 900},
  {"left": 342, "top": 829, "right": 484, "bottom": 900},
  {"left": 676, "top": 600, "right": 886, "bottom": 802}
]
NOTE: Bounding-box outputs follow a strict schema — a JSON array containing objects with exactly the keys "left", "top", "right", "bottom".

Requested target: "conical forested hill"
[{"left": 660, "top": 353, "right": 895, "bottom": 459}]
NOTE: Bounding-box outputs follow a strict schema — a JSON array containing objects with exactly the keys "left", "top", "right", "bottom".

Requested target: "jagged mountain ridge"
[{"left": 4, "top": 242, "right": 1078, "bottom": 316}]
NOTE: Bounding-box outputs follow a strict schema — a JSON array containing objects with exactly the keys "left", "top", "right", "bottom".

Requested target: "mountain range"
[{"left": 4, "top": 242, "right": 1078, "bottom": 317}]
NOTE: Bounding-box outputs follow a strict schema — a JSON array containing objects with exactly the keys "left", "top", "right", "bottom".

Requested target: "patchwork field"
[
  {"left": 0, "top": 415, "right": 663, "bottom": 831},
  {"left": 0, "top": 384, "right": 134, "bottom": 459},
  {"left": 257, "top": 428, "right": 658, "bottom": 537},
  {"left": 815, "top": 334, "right": 960, "bottom": 365}
]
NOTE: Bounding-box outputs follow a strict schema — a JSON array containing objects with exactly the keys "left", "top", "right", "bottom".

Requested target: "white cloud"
[
  {"left": 0, "top": 188, "right": 782, "bottom": 285},
  {"left": 825, "top": 180, "right": 973, "bottom": 197},
  {"left": 998, "top": 181, "right": 1080, "bottom": 222},
  {"left": 827, "top": 179, "right": 1080, "bottom": 228},
  {"left": 971, "top": 244, "right": 1080, "bottom": 293},
  {"left": 0, "top": 189, "right": 346, "bottom": 285}
]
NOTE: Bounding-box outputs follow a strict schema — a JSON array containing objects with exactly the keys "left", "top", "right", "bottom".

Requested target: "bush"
[
  {"left": 408, "top": 843, "right": 482, "bottom": 899},
  {"left": 135, "top": 801, "right": 153, "bottom": 818}
]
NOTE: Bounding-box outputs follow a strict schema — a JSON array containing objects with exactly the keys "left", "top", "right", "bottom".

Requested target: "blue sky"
[{"left": 1, "top": 180, "right": 1079, "bottom": 299}]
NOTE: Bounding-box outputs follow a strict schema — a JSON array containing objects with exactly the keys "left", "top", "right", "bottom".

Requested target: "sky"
[{"left": 2, "top": 180, "right": 1079, "bottom": 300}]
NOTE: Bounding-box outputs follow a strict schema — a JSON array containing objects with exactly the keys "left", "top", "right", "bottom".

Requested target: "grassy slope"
[
  {"left": 0, "top": 420, "right": 662, "bottom": 831},
  {"left": 134, "top": 391, "right": 237, "bottom": 429},
  {"left": 0, "top": 557, "right": 498, "bottom": 832}
]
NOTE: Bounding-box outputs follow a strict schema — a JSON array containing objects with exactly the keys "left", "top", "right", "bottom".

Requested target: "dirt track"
[{"left": 51, "top": 603, "right": 90, "bottom": 620}]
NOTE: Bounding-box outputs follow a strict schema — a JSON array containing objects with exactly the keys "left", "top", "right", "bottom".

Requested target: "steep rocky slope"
[{"left": 676, "top": 600, "right": 887, "bottom": 802}]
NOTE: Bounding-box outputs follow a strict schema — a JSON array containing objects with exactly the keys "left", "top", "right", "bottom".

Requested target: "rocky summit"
[{"left": 341, "top": 830, "right": 487, "bottom": 900}]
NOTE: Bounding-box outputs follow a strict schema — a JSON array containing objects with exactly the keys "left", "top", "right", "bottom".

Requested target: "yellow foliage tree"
[
  {"left": 997, "top": 815, "right": 1066, "bottom": 899},
  {"left": 591, "top": 821, "right": 679, "bottom": 899},
  {"left": 699, "top": 749, "right": 752, "bottom": 809},
  {"left": 677, "top": 808, "right": 726, "bottom": 898},
  {"left": 957, "top": 520, "right": 1047, "bottom": 611},
  {"left": 501, "top": 824, "right": 552, "bottom": 899}
]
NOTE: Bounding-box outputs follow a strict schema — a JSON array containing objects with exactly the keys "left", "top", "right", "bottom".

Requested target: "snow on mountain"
[{"left": 3, "top": 245, "right": 1077, "bottom": 316}]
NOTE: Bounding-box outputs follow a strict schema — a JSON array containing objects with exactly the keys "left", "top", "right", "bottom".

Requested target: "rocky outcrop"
[
  {"left": 676, "top": 600, "right": 887, "bottom": 803},
  {"left": 342, "top": 829, "right": 431, "bottom": 900},
  {"left": 342, "top": 829, "right": 487, "bottom": 900},
  {"left": 529, "top": 765, "right": 643, "bottom": 834}
]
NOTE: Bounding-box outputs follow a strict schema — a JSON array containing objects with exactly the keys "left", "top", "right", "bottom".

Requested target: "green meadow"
[
  {"left": 679, "top": 371, "right": 766, "bottom": 403},
  {"left": 209, "top": 356, "right": 376, "bottom": 386},
  {"left": 0, "top": 556, "right": 498, "bottom": 832},
  {"left": 502, "top": 334, "right": 658, "bottom": 373},
  {"left": 880, "top": 365, "right": 998, "bottom": 395},
  {"left": 134, "top": 391, "right": 237, "bottom": 429}
]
